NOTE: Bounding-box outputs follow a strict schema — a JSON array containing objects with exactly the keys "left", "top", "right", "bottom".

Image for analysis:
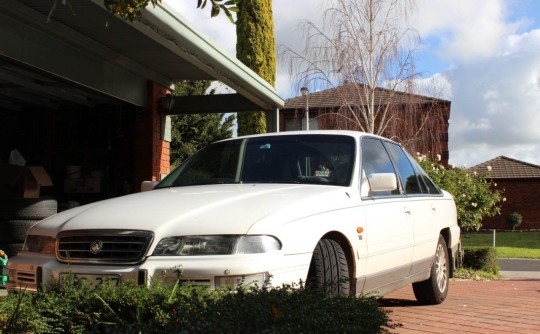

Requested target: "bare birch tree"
[{"left": 281, "top": 0, "right": 449, "bottom": 160}]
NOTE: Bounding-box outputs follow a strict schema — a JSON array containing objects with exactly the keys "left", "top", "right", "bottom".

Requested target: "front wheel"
[
  {"left": 307, "top": 239, "right": 350, "bottom": 295},
  {"left": 413, "top": 235, "right": 449, "bottom": 305}
]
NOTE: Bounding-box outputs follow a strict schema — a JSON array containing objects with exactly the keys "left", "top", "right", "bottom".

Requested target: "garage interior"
[{"left": 0, "top": 56, "right": 137, "bottom": 206}]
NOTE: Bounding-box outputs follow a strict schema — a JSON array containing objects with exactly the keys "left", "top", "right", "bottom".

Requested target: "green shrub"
[
  {"left": 507, "top": 212, "right": 523, "bottom": 231},
  {"left": 463, "top": 247, "right": 499, "bottom": 274},
  {"left": 417, "top": 155, "right": 503, "bottom": 231},
  {"left": 0, "top": 278, "right": 390, "bottom": 333}
]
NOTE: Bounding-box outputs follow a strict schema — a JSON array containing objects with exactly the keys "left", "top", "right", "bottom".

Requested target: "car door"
[
  {"left": 360, "top": 138, "right": 414, "bottom": 292},
  {"left": 384, "top": 142, "right": 440, "bottom": 276}
]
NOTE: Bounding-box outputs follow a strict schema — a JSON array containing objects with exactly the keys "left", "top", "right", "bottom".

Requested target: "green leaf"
[
  {"left": 222, "top": 6, "right": 235, "bottom": 23},
  {"left": 211, "top": 3, "right": 220, "bottom": 17},
  {"left": 198, "top": 0, "right": 208, "bottom": 9}
]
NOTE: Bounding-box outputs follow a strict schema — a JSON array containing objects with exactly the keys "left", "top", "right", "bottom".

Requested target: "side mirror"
[
  {"left": 141, "top": 181, "right": 159, "bottom": 192},
  {"left": 368, "top": 173, "right": 397, "bottom": 192}
]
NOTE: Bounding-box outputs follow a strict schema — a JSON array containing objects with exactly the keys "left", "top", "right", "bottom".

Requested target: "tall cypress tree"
[{"left": 235, "top": 0, "right": 276, "bottom": 136}]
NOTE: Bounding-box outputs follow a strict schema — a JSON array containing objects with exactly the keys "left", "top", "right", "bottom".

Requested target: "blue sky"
[{"left": 165, "top": 0, "right": 540, "bottom": 168}]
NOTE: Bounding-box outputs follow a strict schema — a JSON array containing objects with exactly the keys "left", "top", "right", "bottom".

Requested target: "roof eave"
[{"left": 132, "top": 2, "right": 284, "bottom": 111}]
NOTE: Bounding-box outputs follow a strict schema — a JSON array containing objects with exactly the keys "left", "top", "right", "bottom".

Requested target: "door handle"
[{"left": 404, "top": 207, "right": 411, "bottom": 215}]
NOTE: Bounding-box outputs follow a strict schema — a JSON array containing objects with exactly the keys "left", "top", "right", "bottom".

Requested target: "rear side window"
[
  {"left": 384, "top": 143, "right": 422, "bottom": 195},
  {"left": 410, "top": 159, "right": 442, "bottom": 195}
]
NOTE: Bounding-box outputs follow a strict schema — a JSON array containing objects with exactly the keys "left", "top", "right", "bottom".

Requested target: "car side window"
[
  {"left": 410, "top": 158, "right": 442, "bottom": 195},
  {"left": 360, "top": 138, "right": 398, "bottom": 197},
  {"left": 384, "top": 143, "right": 422, "bottom": 195}
]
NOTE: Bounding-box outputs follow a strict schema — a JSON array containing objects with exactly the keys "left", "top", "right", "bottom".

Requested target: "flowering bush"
[{"left": 417, "top": 154, "right": 504, "bottom": 231}]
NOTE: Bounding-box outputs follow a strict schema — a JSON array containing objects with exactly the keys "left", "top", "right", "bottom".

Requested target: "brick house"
[
  {"left": 470, "top": 156, "right": 540, "bottom": 230},
  {"left": 280, "top": 83, "right": 451, "bottom": 165}
]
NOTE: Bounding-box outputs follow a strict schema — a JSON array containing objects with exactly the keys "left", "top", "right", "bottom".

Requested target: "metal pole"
[
  {"left": 493, "top": 229, "right": 496, "bottom": 248},
  {"left": 305, "top": 98, "right": 309, "bottom": 131},
  {"left": 301, "top": 87, "right": 309, "bottom": 131}
]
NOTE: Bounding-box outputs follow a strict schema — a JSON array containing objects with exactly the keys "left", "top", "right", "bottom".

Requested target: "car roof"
[{"left": 219, "top": 130, "right": 392, "bottom": 143}]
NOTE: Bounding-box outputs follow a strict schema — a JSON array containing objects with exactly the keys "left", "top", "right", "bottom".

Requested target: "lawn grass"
[{"left": 461, "top": 231, "right": 540, "bottom": 259}]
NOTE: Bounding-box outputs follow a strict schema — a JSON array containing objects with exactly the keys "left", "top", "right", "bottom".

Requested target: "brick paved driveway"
[{"left": 380, "top": 279, "right": 540, "bottom": 334}]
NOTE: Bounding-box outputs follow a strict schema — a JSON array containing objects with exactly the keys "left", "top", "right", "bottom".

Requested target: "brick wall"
[
  {"left": 134, "top": 81, "right": 170, "bottom": 190},
  {"left": 482, "top": 178, "right": 540, "bottom": 230}
]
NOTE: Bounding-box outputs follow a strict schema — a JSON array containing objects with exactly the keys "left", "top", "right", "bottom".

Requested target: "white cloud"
[
  {"left": 274, "top": 0, "right": 325, "bottom": 51},
  {"left": 414, "top": 0, "right": 522, "bottom": 61},
  {"left": 446, "top": 28, "right": 540, "bottom": 166},
  {"left": 274, "top": 0, "right": 326, "bottom": 98},
  {"left": 412, "top": 74, "right": 452, "bottom": 100}
]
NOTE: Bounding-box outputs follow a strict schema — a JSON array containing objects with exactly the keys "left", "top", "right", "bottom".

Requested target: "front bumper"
[{"left": 7, "top": 251, "right": 311, "bottom": 292}]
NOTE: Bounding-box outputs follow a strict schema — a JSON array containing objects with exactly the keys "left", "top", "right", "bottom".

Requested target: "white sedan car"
[{"left": 8, "top": 131, "right": 460, "bottom": 304}]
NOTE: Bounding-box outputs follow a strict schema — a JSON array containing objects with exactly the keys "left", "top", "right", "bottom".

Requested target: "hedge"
[
  {"left": 463, "top": 247, "right": 499, "bottom": 274},
  {"left": 0, "top": 278, "right": 390, "bottom": 333}
]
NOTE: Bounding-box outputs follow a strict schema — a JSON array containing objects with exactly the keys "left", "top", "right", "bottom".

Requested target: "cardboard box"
[
  {"left": 0, "top": 164, "right": 54, "bottom": 198},
  {"left": 64, "top": 178, "right": 101, "bottom": 194}
]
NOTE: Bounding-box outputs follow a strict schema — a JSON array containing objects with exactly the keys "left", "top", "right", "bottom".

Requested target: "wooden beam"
[{"left": 160, "top": 94, "right": 265, "bottom": 115}]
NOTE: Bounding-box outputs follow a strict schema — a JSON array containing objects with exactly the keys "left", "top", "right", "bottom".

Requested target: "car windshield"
[{"left": 156, "top": 134, "right": 356, "bottom": 188}]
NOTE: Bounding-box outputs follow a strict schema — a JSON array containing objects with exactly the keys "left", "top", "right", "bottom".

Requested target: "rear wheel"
[
  {"left": 307, "top": 239, "right": 350, "bottom": 295},
  {"left": 413, "top": 235, "right": 449, "bottom": 304}
]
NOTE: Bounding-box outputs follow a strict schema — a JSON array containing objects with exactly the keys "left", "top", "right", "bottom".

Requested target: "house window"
[{"left": 284, "top": 118, "right": 318, "bottom": 131}]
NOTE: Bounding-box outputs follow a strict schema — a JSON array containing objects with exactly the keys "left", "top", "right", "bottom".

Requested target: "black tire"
[
  {"left": 413, "top": 235, "right": 449, "bottom": 305},
  {"left": 2, "top": 243, "right": 24, "bottom": 258},
  {"left": 0, "top": 220, "right": 40, "bottom": 243},
  {"left": 0, "top": 198, "right": 57, "bottom": 220},
  {"left": 307, "top": 239, "right": 350, "bottom": 295}
]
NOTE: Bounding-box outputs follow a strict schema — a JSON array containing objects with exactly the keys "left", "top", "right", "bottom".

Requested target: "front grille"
[
  {"left": 16, "top": 270, "right": 36, "bottom": 284},
  {"left": 181, "top": 278, "right": 212, "bottom": 287},
  {"left": 56, "top": 230, "right": 154, "bottom": 265}
]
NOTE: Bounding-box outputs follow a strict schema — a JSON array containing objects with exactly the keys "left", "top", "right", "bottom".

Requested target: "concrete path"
[
  {"left": 499, "top": 258, "right": 540, "bottom": 280},
  {"left": 499, "top": 258, "right": 540, "bottom": 271}
]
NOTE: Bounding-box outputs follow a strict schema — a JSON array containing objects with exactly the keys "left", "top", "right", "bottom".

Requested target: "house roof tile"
[
  {"left": 469, "top": 156, "right": 540, "bottom": 179},
  {"left": 282, "top": 82, "right": 450, "bottom": 110}
]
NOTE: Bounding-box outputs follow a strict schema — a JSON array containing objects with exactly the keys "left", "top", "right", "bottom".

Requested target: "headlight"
[
  {"left": 24, "top": 235, "right": 56, "bottom": 254},
  {"left": 236, "top": 235, "right": 281, "bottom": 254},
  {"left": 152, "top": 235, "right": 281, "bottom": 256}
]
